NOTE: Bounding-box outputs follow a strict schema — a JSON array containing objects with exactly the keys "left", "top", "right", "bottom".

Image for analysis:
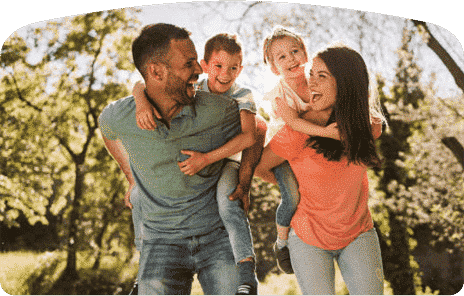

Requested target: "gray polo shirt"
[{"left": 99, "top": 91, "right": 241, "bottom": 239}]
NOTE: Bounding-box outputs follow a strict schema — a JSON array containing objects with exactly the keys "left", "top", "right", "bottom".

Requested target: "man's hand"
[
  {"left": 229, "top": 183, "right": 251, "bottom": 214},
  {"left": 178, "top": 150, "right": 210, "bottom": 176},
  {"left": 124, "top": 182, "right": 136, "bottom": 209}
]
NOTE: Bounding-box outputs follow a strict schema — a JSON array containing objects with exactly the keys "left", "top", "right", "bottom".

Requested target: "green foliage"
[{"left": 0, "top": 8, "right": 141, "bottom": 276}]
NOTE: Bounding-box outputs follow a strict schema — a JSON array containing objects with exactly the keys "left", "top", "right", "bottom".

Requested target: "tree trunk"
[
  {"left": 62, "top": 162, "right": 85, "bottom": 280},
  {"left": 411, "top": 20, "right": 464, "bottom": 93}
]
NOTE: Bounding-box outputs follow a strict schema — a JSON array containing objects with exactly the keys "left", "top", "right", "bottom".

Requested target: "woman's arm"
[
  {"left": 276, "top": 96, "right": 340, "bottom": 140},
  {"left": 178, "top": 110, "right": 257, "bottom": 176}
]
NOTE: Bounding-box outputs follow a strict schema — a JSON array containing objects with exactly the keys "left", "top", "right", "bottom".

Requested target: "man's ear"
[{"left": 147, "top": 62, "right": 167, "bottom": 81}]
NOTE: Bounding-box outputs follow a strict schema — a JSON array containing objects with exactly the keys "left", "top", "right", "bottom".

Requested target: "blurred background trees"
[{"left": 1, "top": 2, "right": 463, "bottom": 294}]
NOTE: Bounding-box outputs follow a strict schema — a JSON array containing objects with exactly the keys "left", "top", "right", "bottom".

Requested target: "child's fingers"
[{"left": 180, "top": 150, "right": 194, "bottom": 156}]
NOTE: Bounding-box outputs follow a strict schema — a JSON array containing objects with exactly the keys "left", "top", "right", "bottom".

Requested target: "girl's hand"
[
  {"left": 178, "top": 150, "right": 210, "bottom": 176},
  {"left": 325, "top": 122, "right": 341, "bottom": 140},
  {"left": 136, "top": 106, "right": 158, "bottom": 130}
]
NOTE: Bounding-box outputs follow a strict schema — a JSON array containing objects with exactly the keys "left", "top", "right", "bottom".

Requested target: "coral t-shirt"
[{"left": 269, "top": 125, "right": 374, "bottom": 250}]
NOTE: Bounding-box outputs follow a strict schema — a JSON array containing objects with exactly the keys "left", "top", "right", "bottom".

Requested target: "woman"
[{"left": 255, "top": 43, "right": 386, "bottom": 294}]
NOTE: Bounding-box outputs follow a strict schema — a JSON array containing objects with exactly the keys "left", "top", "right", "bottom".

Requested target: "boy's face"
[
  {"left": 270, "top": 36, "right": 308, "bottom": 79},
  {"left": 200, "top": 50, "right": 243, "bottom": 94}
]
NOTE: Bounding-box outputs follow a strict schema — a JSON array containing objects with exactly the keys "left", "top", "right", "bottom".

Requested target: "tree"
[{"left": 1, "top": 9, "right": 140, "bottom": 283}]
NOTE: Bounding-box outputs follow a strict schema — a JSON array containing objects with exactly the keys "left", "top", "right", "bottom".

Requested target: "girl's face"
[
  {"left": 269, "top": 37, "right": 308, "bottom": 79},
  {"left": 309, "top": 57, "right": 337, "bottom": 112}
]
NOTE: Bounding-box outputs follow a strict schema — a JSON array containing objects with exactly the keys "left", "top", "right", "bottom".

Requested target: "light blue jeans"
[
  {"left": 217, "top": 160, "right": 255, "bottom": 263},
  {"left": 138, "top": 226, "right": 239, "bottom": 294},
  {"left": 288, "top": 227, "right": 384, "bottom": 295},
  {"left": 273, "top": 161, "right": 300, "bottom": 227}
]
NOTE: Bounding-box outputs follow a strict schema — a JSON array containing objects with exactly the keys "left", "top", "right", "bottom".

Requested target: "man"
[{"left": 99, "top": 23, "right": 263, "bottom": 294}]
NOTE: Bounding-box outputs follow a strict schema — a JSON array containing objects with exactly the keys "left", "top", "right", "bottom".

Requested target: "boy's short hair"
[
  {"left": 262, "top": 26, "right": 307, "bottom": 65},
  {"left": 203, "top": 33, "right": 243, "bottom": 63},
  {"left": 132, "top": 23, "right": 191, "bottom": 78}
]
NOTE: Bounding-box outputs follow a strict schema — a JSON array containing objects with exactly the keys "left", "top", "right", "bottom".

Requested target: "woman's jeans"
[
  {"left": 217, "top": 160, "right": 255, "bottom": 263},
  {"left": 273, "top": 161, "right": 300, "bottom": 227},
  {"left": 288, "top": 227, "right": 384, "bottom": 295},
  {"left": 138, "top": 226, "right": 239, "bottom": 294}
]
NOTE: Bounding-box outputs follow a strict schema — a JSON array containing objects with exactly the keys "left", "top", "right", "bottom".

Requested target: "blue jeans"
[
  {"left": 288, "top": 227, "right": 384, "bottom": 295},
  {"left": 138, "top": 226, "right": 239, "bottom": 294},
  {"left": 217, "top": 160, "right": 255, "bottom": 263},
  {"left": 273, "top": 161, "right": 300, "bottom": 227}
]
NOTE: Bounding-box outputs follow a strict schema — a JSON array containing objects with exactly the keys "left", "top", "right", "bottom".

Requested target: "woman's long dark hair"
[{"left": 306, "top": 44, "right": 382, "bottom": 168}]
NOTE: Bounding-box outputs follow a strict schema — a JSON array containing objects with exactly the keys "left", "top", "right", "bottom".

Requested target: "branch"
[
  {"left": 441, "top": 136, "right": 464, "bottom": 170},
  {"left": 411, "top": 20, "right": 464, "bottom": 94},
  {"left": 8, "top": 72, "right": 42, "bottom": 112}
]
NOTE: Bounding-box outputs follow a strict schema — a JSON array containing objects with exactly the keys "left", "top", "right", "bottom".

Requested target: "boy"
[{"left": 133, "top": 33, "right": 260, "bottom": 295}]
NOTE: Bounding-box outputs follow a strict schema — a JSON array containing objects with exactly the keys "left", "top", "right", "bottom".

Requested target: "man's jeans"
[{"left": 138, "top": 226, "right": 239, "bottom": 295}]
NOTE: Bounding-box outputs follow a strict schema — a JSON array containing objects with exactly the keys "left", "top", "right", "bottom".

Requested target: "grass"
[{"left": 1, "top": 250, "right": 395, "bottom": 295}]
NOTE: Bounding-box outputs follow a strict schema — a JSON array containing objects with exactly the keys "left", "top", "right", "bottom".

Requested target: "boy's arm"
[
  {"left": 133, "top": 81, "right": 161, "bottom": 130},
  {"left": 102, "top": 135, "right": 135, "bottom": 209},
  {"left": 229, "top": 116, "right": 267, "bottom": 214},
  {"left": 178, "top": 110, "right": 257, "bottom": 176},
  {"left": 276, "top": 96, "right": 340, "bottom": 140}
]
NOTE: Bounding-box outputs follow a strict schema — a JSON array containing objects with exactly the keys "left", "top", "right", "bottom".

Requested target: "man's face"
[{"left": 164, "top": 38, "right": 203, "bottom": 105}]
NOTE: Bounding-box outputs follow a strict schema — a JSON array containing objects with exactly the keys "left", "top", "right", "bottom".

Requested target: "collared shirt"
[
  {"left": 197, "top": 79, "right": 256, "bottom": 162},
  {"left": 99, "top": 91, "right": 241, "bottom": 239}
]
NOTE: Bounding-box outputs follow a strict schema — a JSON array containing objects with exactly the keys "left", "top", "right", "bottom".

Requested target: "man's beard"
[{"left": 165, "top": 72, "right": 198, "bottom": 106}]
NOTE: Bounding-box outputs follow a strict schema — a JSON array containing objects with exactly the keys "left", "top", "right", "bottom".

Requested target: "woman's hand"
[{"left": 178, "top": 150, "right": 210, "bottom": 176}]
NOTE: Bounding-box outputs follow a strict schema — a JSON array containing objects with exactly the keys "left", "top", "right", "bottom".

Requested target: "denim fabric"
[
  {"left": 216, "top": 161, "right": 254, "bottom": 263},
  {"left": 288, "top": 227, "right": 384, "bottom": 295},
  {"left": 130, "top": 185, "right": 143, "bottom": 252},
  {"left": 138, "top": 226, "right": 239, "bottom": 295},
  {"left": 273, "top": 161, "right": 300, "bottom": 227}
]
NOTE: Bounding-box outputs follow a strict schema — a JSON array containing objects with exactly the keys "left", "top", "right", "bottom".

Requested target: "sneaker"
[
  {"left": 274, "top": 243, "right": 294, "bottom": 274},
  {"left": 235, "top": 284, "right": 257, "bottom": 295},
  {"left": 129, "top": 281, "right": 138, "bottom": 295}
]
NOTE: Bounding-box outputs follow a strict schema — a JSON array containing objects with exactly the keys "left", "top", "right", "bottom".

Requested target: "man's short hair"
[
  {"left": 132, "top": 23, "right": 191, "bottom": 78},
  {"left": 203, "top": 33, "right": 242, "bottom": 64}
]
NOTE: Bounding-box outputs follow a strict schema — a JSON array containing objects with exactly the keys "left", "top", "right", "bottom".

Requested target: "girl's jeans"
[
  {"left": 216, "top": 160, "right": 255, "bottom": 263},
  {"left": 288, "top": 227, "right": 384, "bottom": 295},
  {"left": 273, "top": 161, "right": 300, "bottom": 227}
]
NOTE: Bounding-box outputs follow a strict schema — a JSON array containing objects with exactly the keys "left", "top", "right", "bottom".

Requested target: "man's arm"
[{"left": 102, "top": 135, "right": 135, "bottom": 209}]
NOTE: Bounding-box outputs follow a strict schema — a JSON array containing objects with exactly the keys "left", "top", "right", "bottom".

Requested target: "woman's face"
[{"left": 308, "top": 57, "right": 337, "bottom": 112}]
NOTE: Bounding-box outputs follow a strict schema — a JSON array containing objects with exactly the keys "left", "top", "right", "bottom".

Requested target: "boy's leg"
[
  {"left": 337, "top": 228, "right": 384, "bottom": 295},
  {"left": 130, "top": 187, "right": 142, "bottom": 294},
  {"left": 216, "top": 161, "right": 257, "bottom": 293}
]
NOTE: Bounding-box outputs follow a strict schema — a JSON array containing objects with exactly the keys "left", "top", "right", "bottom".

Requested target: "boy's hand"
[
  {"left": 229, "top": 183, "right": 250, "bottom": 214},
  {"left": 325, "top": 122, "right": 341, "bottom": 140},
  {"left": 136, "top": 107, "right": 159, "bottom": 130},
  {"left": 178, "top": 150, "right": 210, "bottom": 176}
]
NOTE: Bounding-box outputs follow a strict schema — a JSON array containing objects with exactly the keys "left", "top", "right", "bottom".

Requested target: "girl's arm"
[
  {"left": 178, "top": 110, "right": 257, "bottom": 176},
  {"left": 133, "top": 81, "right": 161, "bottom": 130},
  {"left": 276, "top": 96, "right": 340, "bottom": 140}
]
